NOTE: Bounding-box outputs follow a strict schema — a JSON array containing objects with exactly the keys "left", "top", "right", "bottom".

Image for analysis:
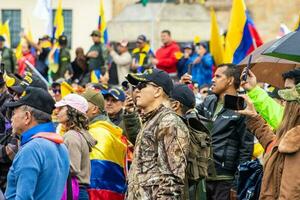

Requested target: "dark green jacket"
[{"left": 1, "top": 47, "right": 16, "bottom": 73}]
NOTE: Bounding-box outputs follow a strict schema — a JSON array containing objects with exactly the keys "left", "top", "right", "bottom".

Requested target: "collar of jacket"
[
  {"left": 278, "top": 125, "right": 300, "bottom": 153},
  {"left": 141, "top": 104, "right": 165, "bottom": 123},
  {"left": 109, "top": 109, "right": 123, "bottom": 125},
  {"left": 20, "top": 122, "right": 56, "bottom": 146},
  {"left": 89, "top": 113, "right": 110, "bottom": 125}
]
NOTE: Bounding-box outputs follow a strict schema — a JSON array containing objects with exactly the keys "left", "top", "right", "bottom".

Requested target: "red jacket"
[
  {"left": 18, "top": 51, "right": 36, "bottom": 76},
  {"left": 155, "top": 41, "right": 180, "bottom": 74}
]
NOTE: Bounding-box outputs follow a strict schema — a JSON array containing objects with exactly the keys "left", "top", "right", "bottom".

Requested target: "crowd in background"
[{"left": 0, "top": 28, "right": 299, "bottom": 200}]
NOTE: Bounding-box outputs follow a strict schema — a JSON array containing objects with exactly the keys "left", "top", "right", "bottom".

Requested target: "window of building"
[
  {"left": 1, "top": 9, "right": 21, "bottom": 48},
  {"left": 52, "top": 9, "right": 72, "bottom": 48}
]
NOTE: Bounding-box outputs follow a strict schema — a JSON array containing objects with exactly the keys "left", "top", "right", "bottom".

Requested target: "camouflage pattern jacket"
[{"left": 126, "top": 105, "right": 190, "bottom": 200}]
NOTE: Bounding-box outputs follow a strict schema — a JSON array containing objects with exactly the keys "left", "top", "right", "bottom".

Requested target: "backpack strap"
[{"left": 32, "top": 132, "right": 64, "bottom": 144}]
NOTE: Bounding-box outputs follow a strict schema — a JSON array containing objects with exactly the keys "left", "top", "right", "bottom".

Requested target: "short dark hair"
[
  {"left": 282, "top": 68, "right": 300, "bottom": 84},
  {"left": 218, "top": 63, "right": 241, "bottom": 89},
  {"left": 161, "top": 30, "right": 171, "bottom": 36},
  {"left": 22, "top": 105, "right": 52, "bottom": 124}
]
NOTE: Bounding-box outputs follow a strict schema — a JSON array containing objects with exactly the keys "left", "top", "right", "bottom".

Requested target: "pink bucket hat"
[{"left": 55, "top": 93, "right": 88, "bottom": 114}]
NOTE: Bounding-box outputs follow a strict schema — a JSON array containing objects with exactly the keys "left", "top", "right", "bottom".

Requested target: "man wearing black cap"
[
  {"left": 87, "top": 30, "right": 105, "bottom": 73},
  {"left": 4, "top": 87, "right": 70, "bottom": 199},
  {"left": 126, "top": 69, "right": 190, "bottom": 199},
  {"left": 7, "top": 72, "right": 48, "bottom": 100},
  {"left": 170, "top": 84, "right": 211, "bottom": 200},
  {"left": 0, "top": 35, "right": 16, "bottom": 74},
  {"left": 131, "top": 35, "right": 155, "bottom": 73}
]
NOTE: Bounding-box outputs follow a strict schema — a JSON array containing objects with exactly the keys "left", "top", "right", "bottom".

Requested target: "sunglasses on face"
[
  {"left": 135, "top": 82, "right": 158, "bottom": 91},
  {"left": 52, "top": 88, "right": 61, "bottom": 94}
]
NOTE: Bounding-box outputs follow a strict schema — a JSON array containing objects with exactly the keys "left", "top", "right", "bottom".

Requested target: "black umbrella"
[{"left": 263, "top": 31, "right": 300, "bottom": 62}]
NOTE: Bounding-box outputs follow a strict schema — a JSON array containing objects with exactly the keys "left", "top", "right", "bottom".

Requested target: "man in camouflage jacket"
[{"left": 126, "top": 69, "right": 190, "bottom": 199}]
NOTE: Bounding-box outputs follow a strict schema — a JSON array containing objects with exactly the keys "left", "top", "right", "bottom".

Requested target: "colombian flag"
[
  {"left": 98, "top": 0, "right": 108, "bottom": 44},
  {"left": 88, "top": 121, "right": 129, "bottom": 200},
  {"left": 52, "top": 0, "right": 64, "bottom": 41},
  {"left": 224, "top": 0, "right": 263, "bottom": 64}
]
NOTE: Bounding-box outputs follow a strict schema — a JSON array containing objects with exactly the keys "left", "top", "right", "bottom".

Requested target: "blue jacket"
[
  {"left": 190, "top": 53, "right": 213, "bottom": 86},
  {"left": 5, "top": 123, "right": 70, "bottom": 200}
]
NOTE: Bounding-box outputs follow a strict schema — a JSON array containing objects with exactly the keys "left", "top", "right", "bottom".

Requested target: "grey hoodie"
[{"left": 63, "top": 129, "right": 97, "bottom": 185}]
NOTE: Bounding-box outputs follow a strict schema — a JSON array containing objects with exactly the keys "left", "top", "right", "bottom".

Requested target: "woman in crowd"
[
  {"left": 238, "top": 83, "right": 300, "bottom": 200},
  {"left": 55, "top": 94, "right": 97, "bottom": 200}
]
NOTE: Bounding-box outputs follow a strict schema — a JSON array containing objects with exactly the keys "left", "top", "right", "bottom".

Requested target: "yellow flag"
[
  {"left": 224, "top": 0, "right": 247, "bottom": 63},
  {"left": 15, "top": 29, "right": 33, "bottom": 60},
  {"left": 209, "top": 8, "right": 224, "bottom": 66},
  {"left": 54, "top": 0, "right": 64, "bottom": 39},
  {"left": 194, "top": 35, "right": 201, "bottom": 45},
  {"left": 0, "top": 20, "right": 11, "bottom": 47},
  {"left": 61, "top": 81, "right": 74, "bottom": 98}
]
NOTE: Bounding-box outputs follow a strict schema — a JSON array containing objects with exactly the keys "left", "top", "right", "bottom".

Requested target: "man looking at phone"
[{"left": 196, "top": 64, "right": 253, "bottom": 200}]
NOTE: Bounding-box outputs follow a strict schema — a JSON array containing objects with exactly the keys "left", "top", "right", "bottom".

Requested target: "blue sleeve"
[
  {"left": 202, "top": 54, "right": 214, "bottom": 68},
  {"left": 14, "top": 142, "right": 42, "bottom": 200}
]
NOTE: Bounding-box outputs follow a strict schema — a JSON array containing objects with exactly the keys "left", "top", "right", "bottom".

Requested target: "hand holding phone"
[
  {"left": 241, "top": 54, "right": 252, "bottom": 82},
  {"left": 224, "top": 94, "right": 246, "bottom": 110}
]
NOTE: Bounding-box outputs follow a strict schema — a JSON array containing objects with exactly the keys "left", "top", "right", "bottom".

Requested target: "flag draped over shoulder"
[
  {"left": 53, "top": 0, "right": 64, "bottom": 40},
  {"left": 98, "top": 0, "right": 108, "bottom": 44},
  {"left": 0, "top": 21, "right": 11, "bottom": 47},
  {"left": 224, "top": 0, "right": 263, "bottom": 64},
  {"left": 209, "top": 8, "right": 224, "bottom": 66}
]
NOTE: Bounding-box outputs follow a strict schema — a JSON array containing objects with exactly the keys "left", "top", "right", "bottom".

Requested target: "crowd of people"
[{"left": 0, "top": 27, "right": 299, "bottom": 200}]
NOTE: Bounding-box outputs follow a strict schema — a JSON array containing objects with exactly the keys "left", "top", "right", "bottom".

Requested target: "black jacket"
[{"left": 196, "top": 95, "right": 253, "bottom": 176}]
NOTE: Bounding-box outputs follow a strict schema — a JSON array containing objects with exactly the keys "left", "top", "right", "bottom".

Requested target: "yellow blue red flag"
[
  {"left": 224, "top": 0, "right": 263, "bottom": 64},
  {"left": 98, "top": 0, "right": 108, "bottom": 44}
]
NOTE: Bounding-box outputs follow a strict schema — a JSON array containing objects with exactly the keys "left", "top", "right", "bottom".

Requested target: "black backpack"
[{"left": 184, "top": 110, "right": 212, "bottom": 182}]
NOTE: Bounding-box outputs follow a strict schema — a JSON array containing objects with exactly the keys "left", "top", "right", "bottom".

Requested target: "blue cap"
[
  {"left": 104, "top": 87, "right": 126, "bottom": 102},
  {"left": 183, "top": 43, "right": 193, "bottom": 49},
  {"left": 0, "top": 35, "right": 5, "bottom": 42}
]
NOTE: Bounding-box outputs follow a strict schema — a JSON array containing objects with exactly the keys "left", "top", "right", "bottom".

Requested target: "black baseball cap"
[
  {"left": 170, "top": 84, "right": 195, "bottom": 109},
  {"left": 5, "top": 87, "right": 55, "bottom": 114},
  {"left": 103, "top": 87, "right": 126, "bottom": 102},
  {"left": 10, "top": 73, "right": 48, "bottom": 94},
  {"left": 126, "top": 68, "right": 174, "bottom": 96}
]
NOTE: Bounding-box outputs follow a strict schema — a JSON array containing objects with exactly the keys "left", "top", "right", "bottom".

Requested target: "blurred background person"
[
  {"left": 0, "top": 35, "right": 16, "bottom": 74},
  {"left": 17, "top": 41, "right": 35, "bottom": 76},
  {"left": 131, "top": 35, "right": 154, "bottom": 73},
  {"left": 108, "top": 40, "right": 132, "bottom": 85},
  {"left": 71, "top": 47, "right": 88, "bottom": 85}
]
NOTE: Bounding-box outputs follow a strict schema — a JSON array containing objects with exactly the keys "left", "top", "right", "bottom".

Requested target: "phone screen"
[{"left": 224, "top": 94, "right": 246, "bottom": 110}]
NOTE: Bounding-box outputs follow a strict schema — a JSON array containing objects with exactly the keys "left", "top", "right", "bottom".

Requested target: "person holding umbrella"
[{"left": 237, "top": 83, "right": 300, "bottom": 200}]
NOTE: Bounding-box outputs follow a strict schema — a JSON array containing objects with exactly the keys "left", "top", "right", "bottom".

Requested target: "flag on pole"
[
  {"left": 224, "top": 0, "right": 263, "bottom": 64},
  {"left": 0, "top": 20, "right": 11, "bottom": 47},
  {"left": 53, "top": 0, "right": 64, "bottom": 41},
  {"left": 33, "top": 0, "right": 52, "bottom": 36},
  {"left": 209, "top": 8, "right": 224, "bottom": 66},
  {"left": 98, "top": 0, "right": 108, "bottom": 44}
]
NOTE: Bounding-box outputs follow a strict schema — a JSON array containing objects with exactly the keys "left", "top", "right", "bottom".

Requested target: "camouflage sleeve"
[{"left": 156, "top": 113, "right": 189, "bottom": 199}]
